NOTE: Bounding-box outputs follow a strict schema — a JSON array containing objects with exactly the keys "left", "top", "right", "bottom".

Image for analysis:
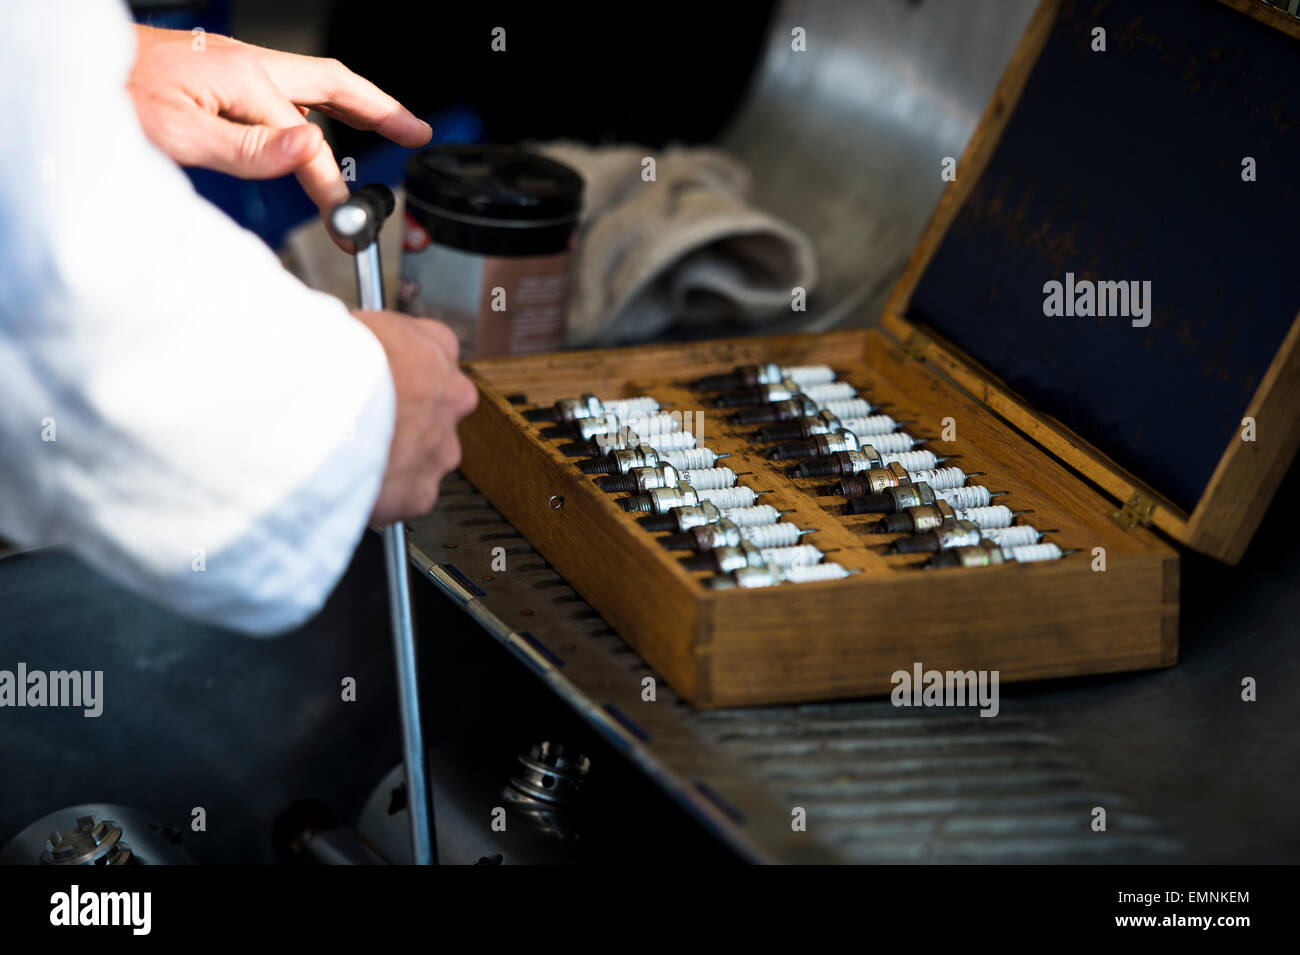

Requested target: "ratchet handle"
[
  {"left": 332, "top": 183, "right": 395, "bottom": 312},
  {"left": 329, "top": 183, "right": 396, "bottom": 248}
]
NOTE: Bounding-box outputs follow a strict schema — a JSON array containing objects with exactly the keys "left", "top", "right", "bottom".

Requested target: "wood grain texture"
[{"left": 459, "top": 327, "right": 1177, "bottom": 708}]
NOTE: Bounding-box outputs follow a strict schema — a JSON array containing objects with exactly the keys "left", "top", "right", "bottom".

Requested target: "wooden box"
[{"left": 457, "top": 0, "right": 1300, "bottom": 707}]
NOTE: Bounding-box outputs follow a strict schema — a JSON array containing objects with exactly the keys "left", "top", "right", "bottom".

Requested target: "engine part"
[
  {"left": 696, "top": 485, "right": 769, "bottom": 509},
  {"left": 597, "top": 464, "right": 680, "bottom": 493},
  {"left": 660, "top": 518, "right": 814, "bottom": 552},
  {"left": 731, "top": 395, "right": 879, "bottom": 425},
  {"left": 767, "top": 428, "right": 863, "bottom": 459},
  {"left": 683, "top": 541, "right": 766, "bottom": 573},
  {"left": 847, "top": 483, "right": 1005, "bottom": 515},
  {"left": 563, "top": 427, "right": 697, "bottom": 458},
  {"left": 619, "top": 481, "right": 700, "bottom": 514},
  {"left": 829, "top": 464, "right": 979, "bottom": 496},
  {"left": 872, "top": 499, "right": 957, "bottom": 534},
  {"left": 926, "top": 540, "right": 1069, "bottom": 568},
  {"left": 638, "top": 501, "right": 722, "bottom": 533},
  {"left": 707, "top": 561, "right": 855, "bottom": 589},
  {"left": 529, "top": 394, "right": 660, "bottom": 424},
  {"left": 876, "top": 502, "right": 1028, "bottom": 535},
  {"left": 0, "top": 804, "right": 192, "bottom": 865},
  {"left": 757, "top": 411, "right": 901, "bottom": 442},
  {"left": 544, "top": 410, "right": 682, "bottom": 442},
  {"left": 713, "top": 378, "right": 857, "bottom": 408},
  {"left": 580, "top": 445, "right": 730, "bottom": 475},
  {"left": 844, "top": 480, "right": 937, "bottom": 515},
  {"left": 892, "top": 522, "right": 1052, "bottom": 555},
  {"left": 692, "top": 362, "right": 838, "bottom": 392}
]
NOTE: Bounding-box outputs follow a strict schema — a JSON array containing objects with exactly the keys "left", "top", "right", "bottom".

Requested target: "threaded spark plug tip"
[{"left": 892, "top": 536, "right": 937, "bottom": 555}]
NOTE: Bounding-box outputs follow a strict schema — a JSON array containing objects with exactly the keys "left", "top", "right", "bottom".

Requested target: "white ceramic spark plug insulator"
[
  {"left": 883, "top": 449, "right": 938, "bottom": 471},
  {"left": 937, "top": 485, "right": 992, "bottom": 509},
  {"left": 955, "top": 504, "right": 1014, "bottom": 528},
  {"left": 699, "top": 486, "right": 761, "bottom": 508},
  {"left": 784, "top": 365, "right": 837, "bottom": 385},
  {"left": 761, "top": 544, "right": 823, "bottom": 568},
  {"left": 741, "top": 522, "right": 804, "bottom": 548},
  {"left": 908, "top": 467, "right": 968, "bottom": 491},
  {"left": 722, "top": 504, "right": 782, "bottom": 527},
  {"left": 982, "top": 525, "right": 1041, "bottom": 548},
  {"left": 681, "top": 467, "right": 737, "bottom": 491},
  {"left": 801, "top": 382, "right": 857, "bottom": 402},
  {"left": 1009, "top": 542, "right": 1063, "bottom": 563},
  {"left": 661, "top": 447, "right": 723, "bottom": 470}
]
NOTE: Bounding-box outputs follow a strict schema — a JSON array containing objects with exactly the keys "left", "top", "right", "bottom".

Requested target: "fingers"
[
  {"left": 154, "top": 106, "right": 324, "bottom": 179},
  {"left": 411, "top": 318, "right": 461, "bottom": 362},
  {"left": 222, "top": 61, "right": 350, "bottom": 215},
  {"left": 248, "top": 48, "right": 432, "bottom": 148}
]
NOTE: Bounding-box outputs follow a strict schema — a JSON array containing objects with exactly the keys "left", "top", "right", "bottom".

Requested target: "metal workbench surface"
[{"left": 405, "top": 464, "right": 1300, "bottom": 864}]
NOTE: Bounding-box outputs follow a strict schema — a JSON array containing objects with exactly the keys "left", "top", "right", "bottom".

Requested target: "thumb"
[{"left": 171, "top": 108, "right": 324, "bottom": 180}]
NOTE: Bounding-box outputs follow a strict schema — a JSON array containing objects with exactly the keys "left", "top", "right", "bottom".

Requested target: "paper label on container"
[{"left": 399, "top": 241, "right": 571, "bottom": 359}]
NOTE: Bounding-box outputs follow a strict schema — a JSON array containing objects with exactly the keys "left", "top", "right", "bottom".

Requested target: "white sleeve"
[{"left": 0, "top": 0, "right": 396, "bottom": 635}]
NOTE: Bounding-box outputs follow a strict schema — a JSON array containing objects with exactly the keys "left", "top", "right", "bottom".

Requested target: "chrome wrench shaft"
[{"left": 331, "top": 184, "right": 436, "bottom": 866}]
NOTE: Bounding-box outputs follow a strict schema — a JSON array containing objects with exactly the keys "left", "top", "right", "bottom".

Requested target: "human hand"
[
  {"left": 353, "top": 311, "right": 478, "bottom": 524},
  {"left": 127, "top": 26, "right": 430, "bottom": 227}
]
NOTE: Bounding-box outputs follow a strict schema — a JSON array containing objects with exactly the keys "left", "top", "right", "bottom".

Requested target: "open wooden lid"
[{"left": 881, "top": 0, "right": 1300, "bottom": 563}]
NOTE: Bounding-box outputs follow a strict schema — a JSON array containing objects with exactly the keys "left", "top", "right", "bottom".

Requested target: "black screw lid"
[{"left": 405, "top": 145, "right": 583, "bottom": 224}]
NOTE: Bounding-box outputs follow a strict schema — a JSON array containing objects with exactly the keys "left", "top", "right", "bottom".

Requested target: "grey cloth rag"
[
  {"left": 281, "top": 144, "right": 817, "bottom": 350},
  {"left": 535, "top": 142, "right": 817, "bottom": 347}
]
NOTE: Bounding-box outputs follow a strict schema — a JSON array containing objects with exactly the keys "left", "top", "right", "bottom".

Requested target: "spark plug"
[
  {"left": 844, "top": 481, "right": 938, "bottom": 515},
  {"left": 766, "top": 428, "right": 862, "bottom": 460},
  {"left": 619, "top": 481, "right": 699, "bottom": 514},
  {"left": 683, "top": 542, "right": 826, "bottom": 574},
  {"left": 581, "top": 443, "right": 728, "bottom": 475},
  {"left": 597, "top": 464, "right": 680, "bottom": 493},
  {"left": 599, "top": 465, "right": 742, "bottom": 494},
  {"left": 874, "top": 502, "right": 1029, "bottom": 535},
  {"left": 638, "top": 502, "right": 790, "bottom": 533},
  {"left": 827, "top": 465, "right": 979, "bottom": 496},
  {"left": 682, "top": 541, "right": 766, "bottom": 573},
  {"left": 757, "top": 411, "right": 902, "bottom": 443},
  {"left": 926, "top": 541, "right": 1072, "bottom": 568},
  {"left": 696, "top": 486, "right": 769, "bottom": 509},
  {"left": 731, "top": 395, "right": 879, "bottom": 426},
  {"left": 692, "top": 363, "right": 838, "bottom": 392},
  {"left": 527, "top": 393, "right": 661, "bottom": 423},
  {"left": 713, "top": 378, "right": 856, "bottom": 409},
  {"left": 543, "top": 410, "right": 682, "bottom": 442},
  {"left": 788, "top": 448, "right": 941, "bottom": 477},
  {"left": 891, "top": 522, "right": 1053, "bottom": 555},
  {"left": 562, "top": 427, "right": 697, "bottom": 458},
  {"left": 707, "top": 562, "right": 856, "bottom": 589},
  {"left": 660, "top": 518, "right": 814, "bottom": 552},
  {"left": 845, "top": 483, "right": 1006, "bottom": 515}
]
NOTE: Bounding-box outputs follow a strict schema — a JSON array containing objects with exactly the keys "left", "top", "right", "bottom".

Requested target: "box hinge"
[
  {"left": 895, "top": 330, "right": 931, "bottom": 363},
  {"left": 1109, "top": 490, "right": 1157, "bottom": 529}
]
